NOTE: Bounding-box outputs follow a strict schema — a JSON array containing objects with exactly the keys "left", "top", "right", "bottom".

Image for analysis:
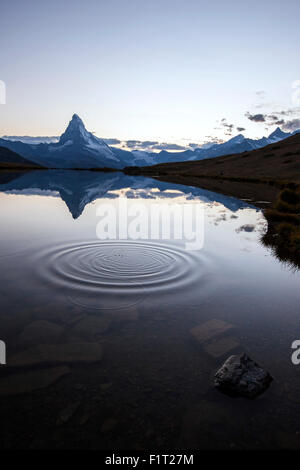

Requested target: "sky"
[{"left": 1, "top": 0, "right": 300, "bottom": 150}]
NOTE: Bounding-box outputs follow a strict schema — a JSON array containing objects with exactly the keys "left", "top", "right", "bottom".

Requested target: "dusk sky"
[{"left": 1, "top": 0, "right": 300, "bottom": 147}]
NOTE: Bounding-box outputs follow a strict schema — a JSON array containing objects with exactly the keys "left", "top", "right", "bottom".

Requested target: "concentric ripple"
[{"left": 33, "top": 240, "right": 209, "bottom": 310}]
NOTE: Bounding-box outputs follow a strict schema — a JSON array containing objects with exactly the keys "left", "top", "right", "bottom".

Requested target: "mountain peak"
[
  {"left": 71, "top": 113, "right": 82, "bottom": 121},
  {"left": 227, "top": 134, "right": 245, "bottom": 144},
  {"left": 54, "top": 114, "right": 119, "bottom": 165},
  {"left": 268, "top": 127, "right": 289, "bottom": 140},
  {"left": 59, "top": 114, "right": 89, "bottom": 144}
]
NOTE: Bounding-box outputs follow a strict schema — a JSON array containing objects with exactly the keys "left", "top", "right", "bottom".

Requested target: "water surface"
[{"left": 0, "top": 170, "right": 300, "bottom": 450}]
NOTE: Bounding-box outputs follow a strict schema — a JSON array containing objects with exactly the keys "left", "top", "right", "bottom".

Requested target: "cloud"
[
  {"left": 140, "top": 141, "right": 159, "bottom": 148},
  {"left": 282, "top": 118, "right": 300, "bottom": 132},
  {"left": 122, "top": 139, "right": 191, "bottom": 152},
  {"left": 224, "top": 123, "right": 234, "bottom": 132},
  {"left": 276, "top": 107, "right": 300, "bottom": 117},
  {"left": 246, "top": 112, "right": 284, "bottom": 125},
  {"left": 255, "top": 90, "right": 266, "bottom": 98},
  {"left": 245, "top": 107, "right": 300, "bottom": 130},
  {"left": 125, "top": 140, "right": 159, "bottom": 150},
  {"left": 204, "top": 136, "right": 224, "bottom": 144},
  {"left": 219, "top": 119, "right": 246, "bottom": 136},
  {"left": 2, "top": 135, "right": 59, "bottom": 144},
  {"left": 273, "top": 119, "right": 285, "bottom": 126},
  {"left": 218, "top": 118, "right": 235, "bottom": 135},
  {"left": 151, "top": 143, "right": 187, "bottom": 151},
  {"left": 265, "top": 115, "right": 286, "bottom": 126},
  {"left": 245, "top": 112, "right": 266, "bottom": 122},
  {"left": 103, "top": 138, "right": 121, "bottom": 145},
  {"left": 236, "top": 224, "right": 256, "bottom": 233},
  {"left": 125, "top": 140, "right": 143, "bottom": 148}
]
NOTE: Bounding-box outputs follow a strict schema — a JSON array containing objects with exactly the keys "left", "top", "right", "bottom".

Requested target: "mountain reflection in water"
[
  {"left": 0, "top": 170, "right": 254, "bottom": 219},
  {"left": 0, "top": 170, "right": 300, "bottom": 450}
]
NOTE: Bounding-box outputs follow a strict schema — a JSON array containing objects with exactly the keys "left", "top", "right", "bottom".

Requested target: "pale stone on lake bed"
[
  {"left": 0, "top": 366, "right": 70, "bottom": 396},
  {"left": 203, "top": 336, "right": 240, "bottom": 358},
  {"left": 10, "top": 342, "right": 103, "bottom": 368},
  {"left": 190, "top": 319, "right": 235, "bottom": 344},
  {"left": 68, "top": 315, "right": 110, "bottom": 342},
  {"left": 18, "top": 320, "right": 64, "bottom": 347}
]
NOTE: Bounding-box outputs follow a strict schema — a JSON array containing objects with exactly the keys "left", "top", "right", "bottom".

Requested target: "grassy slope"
[
  {"left": 126, "top": 133, "right": 300, "bottom": 184},
  {"left": 125, "top": 134, "right": 300, "bottom": 267},
  {"left": 0, "top": 146, "right": 44, "bottom": 169}
]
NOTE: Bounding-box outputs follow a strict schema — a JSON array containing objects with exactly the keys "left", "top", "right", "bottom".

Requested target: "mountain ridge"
[
  {"left": 0, "top": 115, "right": 299, "bottom": 169},
  {"left": 124, "top": 132, "right": 300, "bottom": 184},
  {"left": 0, "top": 170, "right": 253, "bottom": 219}
]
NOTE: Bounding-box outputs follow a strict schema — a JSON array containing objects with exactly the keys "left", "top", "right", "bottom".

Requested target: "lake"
[{"left": 0, "top": 170, "right": 300, "bottom": 449}]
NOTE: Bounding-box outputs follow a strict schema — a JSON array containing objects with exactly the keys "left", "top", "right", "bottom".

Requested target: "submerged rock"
[
  {"left": 10, "top": 342, "right": 103, "bottom": 367},
  {"left": 0, "top": 366, "right": 70, "bottom": 396},
  {"left": 190, "top": 319, "right": 239, "bottom": 357},
  {"left": 190, "top": 319, "right": 234, "bottom": 344},
  {"left": 18, "top": 320, "right": 64, "bottom": 347},
  {"left": 214, "top": 353, "right": 273, "bottom": 398},
  {"left": 68, "top": 315, "right": 110, "bottom": 342},
  {"left": 203, "top": 336, "right": 239, "bottom": 358}
]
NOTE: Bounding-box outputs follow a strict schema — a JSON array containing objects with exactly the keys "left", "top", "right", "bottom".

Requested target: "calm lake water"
[{"left": 0, "top": 170, "right": 300, "bottom": 450}]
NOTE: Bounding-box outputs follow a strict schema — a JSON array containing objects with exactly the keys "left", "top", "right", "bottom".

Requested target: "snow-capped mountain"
[
  {"left": 57, "top": 114, "right": 116, "bottom": 160},
  {"left": 267, "top": 127, "right": 291, "bottom": 143},
  {"left": 0, "top": 115, "right": 132, "bottom": 169},
  {"left": 153, "top": 127, "right": 300, "bottom": 164},
  {"left": 0, "top": 114, "right": 299, "bottom": 169}
]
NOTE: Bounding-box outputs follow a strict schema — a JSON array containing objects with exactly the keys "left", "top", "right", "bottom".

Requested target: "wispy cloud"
[
  {"left": 103, "top": 138, "right": 121, "bottom": 145},
  {"left": 255, "top": 90, "right": 266, "bottom": 99},
  {"left": 245, "top": 112, "right": 266, "bottom": 122},
  {"left": 282, "top": 118, "right": 300, "bottom": 132},
  {"left": 151, "top": 143, "right": 187, "bottom": 151},
  {"left": 214, "top": 118, "right": 247, "bottom": 137},
  {"left": 245, "top": 107, "right": 300, "bottom": 129}
]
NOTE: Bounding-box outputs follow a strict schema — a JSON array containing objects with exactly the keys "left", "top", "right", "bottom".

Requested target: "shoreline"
[{"left": 124, "top": 170, "right": 300, "bottom": 268}]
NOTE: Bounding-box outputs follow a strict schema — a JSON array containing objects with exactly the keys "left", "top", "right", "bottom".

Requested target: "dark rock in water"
[{"left": 214, "top": 353, "right": 273, "bottom": 398}]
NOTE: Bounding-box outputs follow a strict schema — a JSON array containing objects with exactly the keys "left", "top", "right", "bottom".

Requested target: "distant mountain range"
[
  {"left": 0, "top": 114, "right": 299, "bottom": 169},
  {"left": 129, "top": 132, "right": 300, "bottom": 185}
]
